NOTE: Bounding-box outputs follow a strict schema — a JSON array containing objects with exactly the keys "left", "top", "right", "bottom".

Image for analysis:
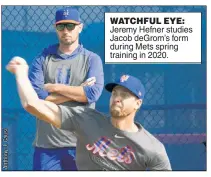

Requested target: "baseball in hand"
[
  {"left": 11, "top": 56, "right": 27, "bottom": 64},
  {"left": 6, "top": 56, "right": 29, "bottom": 74}
]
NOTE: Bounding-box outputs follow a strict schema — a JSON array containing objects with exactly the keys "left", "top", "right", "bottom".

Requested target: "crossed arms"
[
  {"left": 29, "top": 51, "right": 104, "bottom": 104},
  {"left": 44, "top": 77, "right": 96, "bottom": 104}
]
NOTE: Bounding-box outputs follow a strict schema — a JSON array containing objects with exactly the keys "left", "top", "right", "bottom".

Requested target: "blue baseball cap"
[
  {"left": 55, "top": 7, "right": 81, "bottom": 25},
  {"left": 105, "top": 75, "right": 145, "bottom": 99}
]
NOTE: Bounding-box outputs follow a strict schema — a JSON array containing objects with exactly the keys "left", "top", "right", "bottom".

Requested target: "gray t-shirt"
[{"left": 59, "top": 105, "right": 172, "bottom": 171}]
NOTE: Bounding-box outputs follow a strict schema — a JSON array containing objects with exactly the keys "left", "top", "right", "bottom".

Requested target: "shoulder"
[
  {"left": 80, "top": 47, "right": 101, "bottom": 61},
  {"left": 32, "top": 44, "right": 56, "bottom": 64},
  {"left": 59, "top": 105, "right": 108, "bottom": 127},
  {"left": 33, "top": 44, "right": 58, "bottom": 63},
  {"left": 80, "top": 107, "right": 108, "bottom": 121},
  {"left": 41, "top": 44, "right": 58, "bottom": 56},
  {"left": 59, "top": 105, "right": 106, "bottom": 119},
  {"left": 138, "top": 126, "right": 166, "bottom": 153}
]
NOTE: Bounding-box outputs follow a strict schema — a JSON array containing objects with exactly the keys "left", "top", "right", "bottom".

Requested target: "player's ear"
[{"left": 135, "top": 99, "right": 142, "bottom": 110}]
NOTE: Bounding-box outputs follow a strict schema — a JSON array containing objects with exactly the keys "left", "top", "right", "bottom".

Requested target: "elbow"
[
  {"left": 22, "top": 100, "right": 62, "bottom": 129},
  {"left": 23, "top": 101, "right": 38, "bottom": 114}
]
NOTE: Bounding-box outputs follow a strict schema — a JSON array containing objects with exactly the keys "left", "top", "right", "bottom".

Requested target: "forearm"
[
  {"left": 45, "top": 93, "right": 73, "bottom": 104},
  {"left": 54, "top": 85, "right": 88, "bottom": 103},
  {"left": 16, "top": 72, "right": 40, "bottom": 107},
  {"left": 16, "top": 73, "right": 61, "bottom": 128}
]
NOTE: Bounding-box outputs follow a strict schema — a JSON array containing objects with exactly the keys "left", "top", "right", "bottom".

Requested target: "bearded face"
[{"left": 109, "top": 86, "right": 141, "bottom": 119}]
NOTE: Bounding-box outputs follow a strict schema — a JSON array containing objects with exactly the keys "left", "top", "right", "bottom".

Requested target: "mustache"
[
  {"left": 111, "top": 102, "right": 122, "bottom": 108},
  {"left": 62, "top": 35, "right": 71, "bottom": 38}
]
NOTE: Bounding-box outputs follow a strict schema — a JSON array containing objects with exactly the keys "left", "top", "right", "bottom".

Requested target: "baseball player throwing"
[{"left": 7, "top": 56, "right": 171, "bottom": 171}]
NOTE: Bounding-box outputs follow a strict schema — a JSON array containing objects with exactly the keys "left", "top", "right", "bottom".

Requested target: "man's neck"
[
  {"left": 59, "top": 42, "right": 79, "bottom": 55},
  {"left": 111, "top": 114, "right": 138, "bottom": 132}
]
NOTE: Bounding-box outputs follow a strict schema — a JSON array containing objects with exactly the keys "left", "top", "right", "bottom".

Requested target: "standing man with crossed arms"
[
  {"left": 7, "top": 56, "right": 171, "bottom": 171},
  {"left": 28, "top": 7, "right": 104, "bottom": 170}
]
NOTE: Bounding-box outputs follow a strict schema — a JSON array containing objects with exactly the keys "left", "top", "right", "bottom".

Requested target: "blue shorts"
[{"left": 33, "top": 147, "right": 77, "bottom": 171}]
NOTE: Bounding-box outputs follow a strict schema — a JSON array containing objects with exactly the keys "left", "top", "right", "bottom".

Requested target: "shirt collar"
[{"left": 47, "top": 44, "right": 83, "bottom": 59}]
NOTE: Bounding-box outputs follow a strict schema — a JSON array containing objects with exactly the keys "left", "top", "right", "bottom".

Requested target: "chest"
[
  {"left": 43, "top": 55, "right": 89, "bottom": 85},
  {"left": 78, "top": 124, "right": 148, "bottom": 170}
]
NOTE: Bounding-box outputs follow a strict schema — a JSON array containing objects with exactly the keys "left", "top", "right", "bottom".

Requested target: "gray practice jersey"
[{"left": 59, "top": 105, "right": 172, "bottom": 171}]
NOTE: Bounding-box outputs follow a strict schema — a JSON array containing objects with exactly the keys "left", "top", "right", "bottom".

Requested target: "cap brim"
[
  {"left": 105, "top": 82, "right": 141, "bottom": 99},
  {"left": 105, "top": 83, "right": 118, "bottom": 92},
  {"left": 55, "top": 20, "right": 80, "bottom": 25}
]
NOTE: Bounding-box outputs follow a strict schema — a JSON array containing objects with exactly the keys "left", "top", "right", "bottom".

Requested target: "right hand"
[{"left": 6, "top": 56, "right": 29, "bottom": 75}]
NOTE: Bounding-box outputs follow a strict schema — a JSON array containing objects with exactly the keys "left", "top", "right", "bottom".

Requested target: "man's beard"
[
  {"left": 60, "top": 39, "right": 74, "bottom": 46},
  {"left": 110, "top": 105, "right": 125, "bottom": 118},
  {"left": 110, "top": 109, "right": 122, "bottom": 118},
  {"left": 60, "top": 36, "right": 77, "bottom": 46},
  {"left": 110, "top": 104, "right": 133, "bottom": 118}
]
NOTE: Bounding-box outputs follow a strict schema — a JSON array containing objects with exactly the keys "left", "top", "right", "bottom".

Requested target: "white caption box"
[{"left": 105, "top": 13, "right": 201, "bottom": 64}]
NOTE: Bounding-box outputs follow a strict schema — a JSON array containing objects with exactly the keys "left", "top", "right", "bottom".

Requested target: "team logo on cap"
[
  {"left": 120, "top": 75, "right": 129, "bottom": 83},
  {"left": 63, "top": 9, "right": 69, "bottom": 17}
]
